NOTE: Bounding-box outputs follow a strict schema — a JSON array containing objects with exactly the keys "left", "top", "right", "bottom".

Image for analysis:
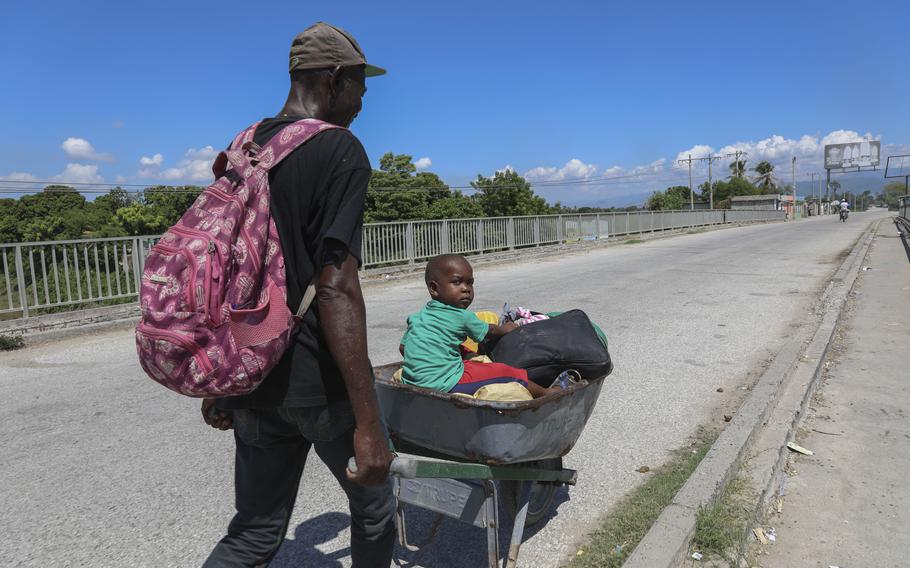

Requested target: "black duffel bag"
[{"left": 489, "top": 309, "right": 613, "bottom": 387}]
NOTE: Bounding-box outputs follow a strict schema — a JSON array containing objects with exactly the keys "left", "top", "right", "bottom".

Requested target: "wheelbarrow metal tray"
[{"left": 374, "top": 363, "right": 605, "bottom": 465}]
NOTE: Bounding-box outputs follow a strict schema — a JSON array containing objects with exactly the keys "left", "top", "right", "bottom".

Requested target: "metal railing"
[
  {"left": 899, "top": 195, "right": 909, "bottom": 222},
  {"left": 0, "top": 209, "right": 783, "bottom": 320}
]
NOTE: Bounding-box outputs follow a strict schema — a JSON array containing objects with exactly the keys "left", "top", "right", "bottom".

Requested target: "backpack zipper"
[
  {"left": 136, "top": 324, "right": 214, "bottom": 374},
  {"left": 146, "top": 243, "right": 197, "bottom": 312}
]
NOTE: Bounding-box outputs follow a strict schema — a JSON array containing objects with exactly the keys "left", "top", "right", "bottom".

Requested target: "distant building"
[{"left": 730, "top": 194, "right": 783, "bottom": 211}]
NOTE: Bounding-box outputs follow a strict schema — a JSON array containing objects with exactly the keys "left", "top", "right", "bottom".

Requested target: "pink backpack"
[{"left": 135, "top": 119, "right": 341, "bottom": 397}]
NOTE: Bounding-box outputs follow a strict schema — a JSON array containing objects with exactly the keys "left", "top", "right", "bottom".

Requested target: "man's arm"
[{"left": 318, "top": 252, "right": 392, "bottom": 486}]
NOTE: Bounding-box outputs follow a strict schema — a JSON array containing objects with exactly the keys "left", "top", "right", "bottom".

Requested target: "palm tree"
[
  {"left": 751, "top": 161, "right": 777, "bottom": 190},
  {"left": 728, "top": 159, "right": 746, "bottom": 179}
]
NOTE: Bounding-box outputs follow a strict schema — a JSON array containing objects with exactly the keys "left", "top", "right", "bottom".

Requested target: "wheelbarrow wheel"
[{"left": 500, "top": 458, "right": 562, "bottom": 527}]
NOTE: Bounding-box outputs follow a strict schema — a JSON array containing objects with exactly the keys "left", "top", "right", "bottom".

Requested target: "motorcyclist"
[{"left": 839, "top": 199, "right": 850, "bottom": 220}]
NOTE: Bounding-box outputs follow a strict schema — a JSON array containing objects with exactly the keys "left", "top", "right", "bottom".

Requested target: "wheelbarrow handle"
[{"left": 347, "top": 456, "right": 416, "bottom": 478}]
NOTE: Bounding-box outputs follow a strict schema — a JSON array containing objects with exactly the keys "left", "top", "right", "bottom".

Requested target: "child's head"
[{"left": 425, "top": 254, "right": 474, "bottom": 309}]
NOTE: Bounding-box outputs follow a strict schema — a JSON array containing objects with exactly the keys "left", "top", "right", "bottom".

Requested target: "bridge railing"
[
  {"left": 899, "top": 195, "right": 910, "bottom": 223},
  {"left": 0, "top": 209, "right": 783, "bottom": 320}
]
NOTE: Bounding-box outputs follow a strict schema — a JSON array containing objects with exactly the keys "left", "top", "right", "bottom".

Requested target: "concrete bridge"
[{"left": 0, "top": 211, "right": 890, "bottom": 567}]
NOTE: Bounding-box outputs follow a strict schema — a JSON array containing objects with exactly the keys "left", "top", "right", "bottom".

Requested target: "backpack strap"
[
  {"left": 257, "top": 119, "right": 345, "bottom": 319},
  {"left": 297, "top": 280, "right": 317, "bottom": 317},
  {"left": 255, "top": 118, "right": 345, "bottom": 173},
  {"left": 212, "top": 122, "right": 262, "bottom": 179}
]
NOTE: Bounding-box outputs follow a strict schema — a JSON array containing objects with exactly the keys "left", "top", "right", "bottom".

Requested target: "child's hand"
[{"left": 501, "top": 321, "right": 519, "bottom": 333}]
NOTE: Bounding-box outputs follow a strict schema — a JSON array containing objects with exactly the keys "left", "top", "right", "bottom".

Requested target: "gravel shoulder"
[{"left": 758, "top": 220, "right": 910, "bottom": 567}]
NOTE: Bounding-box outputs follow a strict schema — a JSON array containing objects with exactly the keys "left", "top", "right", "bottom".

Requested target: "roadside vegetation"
[
  {"left": 0, "top": 333, "right": 25, "bottom": 350},
  {"left": 567, "top": 428, "right": 717, "bottom": 568},
  {"left": 691, "top": 474, "right": 753, "bottom": 564}
]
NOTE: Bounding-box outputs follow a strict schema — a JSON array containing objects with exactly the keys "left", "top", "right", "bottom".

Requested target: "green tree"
[
  {"left": 426, "top": 192, "right": 485, "bottom": 219},
  {"left": 142, "top": 186, "right": 201, "bottom": 228},
  {"left": 708, "top": 177, "right": 762, "bottom": 207},
  {"left": 16, "top": 185, "right": 89, "bottom": 240},
  {"left": 84, "top": 187, "right": 133, "bottom": 237},
  {"left": 645, "top": 189, "right": 685, "bottom": 210},
  {"left": 880, "top": 182, "right": 906, "bottom": 210},
  {"left": 751, "top": 161, "right": 777, "bottom": 190},
  {"left": 728, "top": 159, "right": 747, "bottom": 179},
  {"left": 366, "top": 153, "right": 451, "bottom": 222},
  {"left": 471, "top": 169, "right": 551, "bottom": 217},
  {"left": 0, "top": 198, "right": 21, "bottom": 242},
  {"left": 112, "top": 203, "right": 169, "bottom": 235}
]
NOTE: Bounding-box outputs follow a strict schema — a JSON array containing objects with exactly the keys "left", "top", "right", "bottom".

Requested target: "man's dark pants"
[{"left": 203, "top": 403, "right": 396, "bottom": 567}]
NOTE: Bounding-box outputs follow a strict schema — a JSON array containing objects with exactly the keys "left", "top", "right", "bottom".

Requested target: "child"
[{"left": 399, "top": 254, "right": 559, "bottom": 398}]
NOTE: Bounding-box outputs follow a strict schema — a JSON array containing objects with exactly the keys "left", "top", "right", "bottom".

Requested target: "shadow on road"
[
  {"left": 270, "top": 486, "right": 571, "bottom": 567},
  {"left": 270, "top": 512, "right": 352, "bottom": 568}
]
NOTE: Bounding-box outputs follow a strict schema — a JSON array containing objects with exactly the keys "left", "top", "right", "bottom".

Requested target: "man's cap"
[{"left": 289, "top": 22, "right": 386, "bottom": 77}]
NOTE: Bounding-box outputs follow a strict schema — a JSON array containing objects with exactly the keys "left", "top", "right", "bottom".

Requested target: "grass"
[
  {"left": 691, "top": 474, "right": 753, "bottom": 564},
  {"left": 623, "top": 238, "right": 644, "bottom": 245},
  {"left": 567, "top": 428, "right": 717, "bottom": 568},
  {"left": 0, "top": 334, "right": 25, "bottom": 351}
]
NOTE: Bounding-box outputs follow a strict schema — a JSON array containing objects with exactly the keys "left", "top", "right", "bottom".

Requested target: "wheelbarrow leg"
[
  {"left": 483, "top": 480, "right": 500, "bottom": 568},
  {"left": 505, "top": 481, "right": 533, "bottom": 568}
]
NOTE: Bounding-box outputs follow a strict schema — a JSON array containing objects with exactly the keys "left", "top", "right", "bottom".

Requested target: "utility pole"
[
  {"left": 707, "top": 157, "right": 714, "bottom": 209},
  {"left": 791, "top": 156, "right": 797, "bottom": 219},
  {"left": 732, "top": 150, "right": 747, "bottom": 179},
  {"left": 677, "top": 154, "right": 695, "bottom": 210},
  {"left": 809, "top": 172, "right": 818, "bottom": 216},
  {"left": 678, "top": 150, "right": 748, "bottom": 210}
]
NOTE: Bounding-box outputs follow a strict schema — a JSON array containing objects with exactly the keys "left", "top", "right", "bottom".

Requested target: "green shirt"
[{"left": 401, "top": 300, "right": 490, "bottom": 391}]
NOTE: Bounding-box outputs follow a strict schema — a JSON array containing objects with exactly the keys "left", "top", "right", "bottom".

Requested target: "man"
[{"left": 201, "top": 22, "right": 395, "bottom": 567}]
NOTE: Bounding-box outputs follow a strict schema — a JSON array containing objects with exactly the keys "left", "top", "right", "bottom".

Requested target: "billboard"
[
  {"left": 884, "top": 154, "right": 910, "bottom": 179},
  {"left": 824, "top": 140, "right": 880, "bottom": 169}
]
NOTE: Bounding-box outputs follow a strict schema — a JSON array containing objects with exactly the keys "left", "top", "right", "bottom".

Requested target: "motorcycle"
[{"left": 839, "top": 209, "right": 849, "bottom": 222}]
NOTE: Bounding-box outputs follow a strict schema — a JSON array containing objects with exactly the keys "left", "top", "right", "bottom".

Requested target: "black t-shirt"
[{"left": 219, "top": 117, "right": 371, "bottom": 409}]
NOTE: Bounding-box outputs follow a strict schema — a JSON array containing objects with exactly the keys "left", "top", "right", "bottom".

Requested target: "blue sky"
[{"left": 2, "top": 0, "right": 908, "bottom": 206}]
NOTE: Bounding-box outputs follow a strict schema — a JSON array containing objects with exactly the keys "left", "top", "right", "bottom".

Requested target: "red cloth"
[{"left": 449, "top": 360, "right": 528, "bottom": 395}]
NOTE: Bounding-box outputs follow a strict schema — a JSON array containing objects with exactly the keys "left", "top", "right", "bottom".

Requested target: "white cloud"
[
  {"left": 61, "top": 137, "right": 114, "bottom": 162},
  {"left": 158, "top": 146, "right": 219, "bottom": 182},
  {"left": 674, "top": 145, "right": 716, "bottom": 167},
  {"left": 139, "top": 153, "right": 164, "bottom": 167},
  {"left": 0, "top": 172, "right": 39, "bottom": 182},
  {"left": 53, "top": 163, "right": 104, "bottom": 185},
  {"left": 673, "top": 130, "right": 884, "bottom": 179},
  {"left": 414, "top": 157, "right": 432, "bottom": 171},
  {"left": 821, "top": 130, "right": 878, "bottom": 146},
  {"left": 138, "top": 153, "right": 165, "bottom": 177},
  {"left": 524, "top": 158, "right": 598, "bottom": 182}
]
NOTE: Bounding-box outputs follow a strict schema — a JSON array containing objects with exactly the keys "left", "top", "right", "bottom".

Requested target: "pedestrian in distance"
[{"left": 201, "top": 22, "right": 396, "bottom": 568}]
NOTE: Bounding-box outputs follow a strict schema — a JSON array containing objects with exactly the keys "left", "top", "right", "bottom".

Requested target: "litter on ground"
[{"left": 787, "top": 441, "right": 814, "bottom": 455}]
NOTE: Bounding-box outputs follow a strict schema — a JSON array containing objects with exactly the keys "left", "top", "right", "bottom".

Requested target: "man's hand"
[
  {"left": 201, "top": 399, "right": 233, "bottom": 430},
  {"left": 347, "top": 421, "right": 393, "bottom": 485}
]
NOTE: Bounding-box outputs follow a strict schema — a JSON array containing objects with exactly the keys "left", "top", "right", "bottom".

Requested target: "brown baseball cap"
[{"left": 289, "top": 22, "right": 386, "bottom": 77}]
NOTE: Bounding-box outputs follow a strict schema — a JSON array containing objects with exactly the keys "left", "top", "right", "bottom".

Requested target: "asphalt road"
[{"left": 0, "top": 211, "right": 889, "bottom": 568}]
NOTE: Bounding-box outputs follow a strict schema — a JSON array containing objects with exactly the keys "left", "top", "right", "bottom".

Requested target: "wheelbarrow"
[{"left": 352, "top": 363, "right": 609, "bottom": 567}]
